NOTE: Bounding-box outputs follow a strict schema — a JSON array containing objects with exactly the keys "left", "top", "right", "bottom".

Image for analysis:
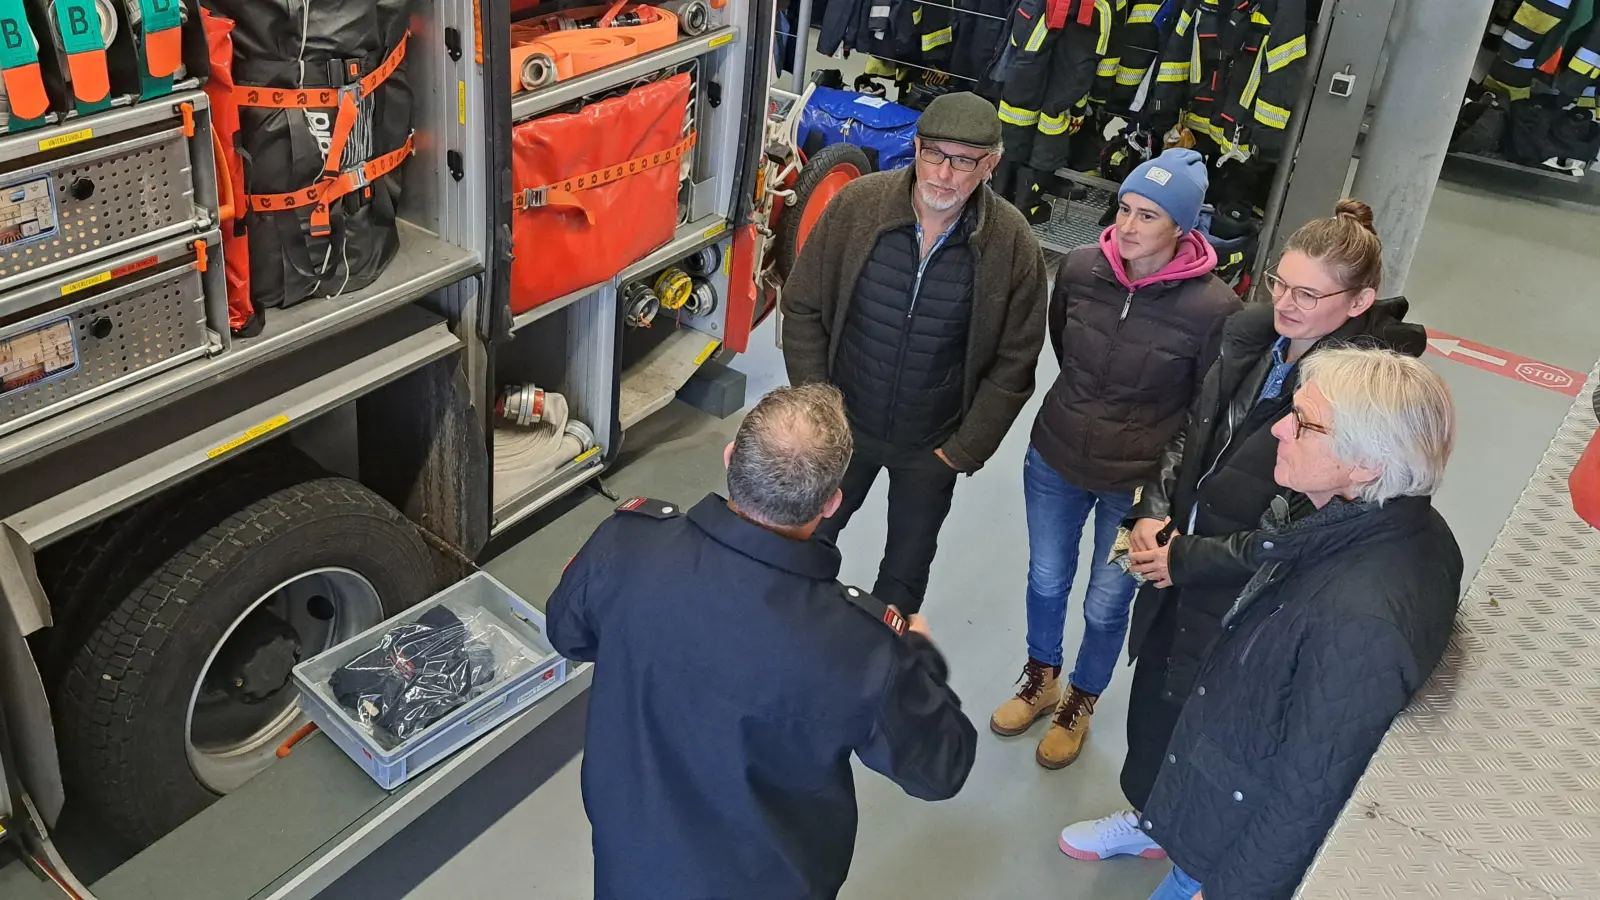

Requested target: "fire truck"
[{"left": 0, "top": 0, "right": 852, "bottom": 894}]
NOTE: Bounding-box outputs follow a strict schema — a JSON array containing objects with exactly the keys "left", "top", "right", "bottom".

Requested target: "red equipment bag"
[
  {"left": 200, "top": 8, "right": 257, "bottom": 335},
  {"left": 510, "top": 73, "right": 693, "bottom": 313},
  {"left": 1571, "top": 407, "right": 1600, "bottom": 531}
]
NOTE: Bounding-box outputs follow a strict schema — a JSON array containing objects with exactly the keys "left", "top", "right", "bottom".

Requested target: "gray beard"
[{"left": 917, "top": 183, "right": 967, "bottom": 212}]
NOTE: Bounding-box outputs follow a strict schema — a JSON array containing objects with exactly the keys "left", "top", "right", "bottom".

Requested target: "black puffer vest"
[{"left": 834, "top": 221, "right": 974, "bottom": 449}]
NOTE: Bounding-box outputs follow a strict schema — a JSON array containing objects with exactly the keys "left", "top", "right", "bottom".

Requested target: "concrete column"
[{"left": 1350, "top": 0, "right": 1497, "bottom": 295}]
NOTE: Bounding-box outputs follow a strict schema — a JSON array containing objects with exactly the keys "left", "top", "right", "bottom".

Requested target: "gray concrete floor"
[{"left": 320, "top": 181, "right": 1600, "bottom": 899}]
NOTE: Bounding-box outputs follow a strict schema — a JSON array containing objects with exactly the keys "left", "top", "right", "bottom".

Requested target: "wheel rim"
[
  {"left": 796, "top": 165, "right": 860, "bottom": 255},
  {"left": 185, "top": 567, "right": 384, "bottom": 793}
]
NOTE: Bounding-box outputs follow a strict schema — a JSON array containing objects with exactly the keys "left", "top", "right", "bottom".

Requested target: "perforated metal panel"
[
  {"left": 0, "top": 264, "right": 207, "bottom": 434},
  {"left": 0, "top": 131, "right": 198, "bottom": 295},
  {"left": 1297, "top": 362, "right": 1600, "bottom": 900}
]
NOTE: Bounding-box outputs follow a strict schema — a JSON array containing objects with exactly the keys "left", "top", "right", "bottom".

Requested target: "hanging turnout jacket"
[{"left": 992, "top": 0, "right": 1125, "bottom": 170}]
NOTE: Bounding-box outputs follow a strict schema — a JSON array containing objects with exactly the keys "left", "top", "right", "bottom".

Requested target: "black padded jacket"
[
  {"left": 1124, "top": 298, "right": 1428, "bottom": 703},
  {"left": 1142, "top": 495, "right": 1463, "bottom": 900}
]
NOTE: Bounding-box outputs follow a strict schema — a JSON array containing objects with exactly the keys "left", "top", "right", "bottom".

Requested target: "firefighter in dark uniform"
[{"left": 546, "top": 383, "right": 979, "bottom": 900}]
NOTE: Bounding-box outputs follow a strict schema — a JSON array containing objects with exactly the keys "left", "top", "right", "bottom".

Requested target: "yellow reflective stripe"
[
  {"left": 1255, "top": 99, "right": 1291, "bottom": 129},
  {"left": 1265, "top": 34, "right": 1307, "bottom": 72},
  {"left": 1129, "top": 2, "right": 1160, "bottom": 23},
  {"left": 1098, "top": 57, "right": 1121, "bottom": 77},
  {"left": 1191, "top": 28, "right": 1202, "bottom": 83},
  {"left": 912, "top": 7, "right": 921, "bottom": 23},
  {"left": 1240, "top": 45, "right": 1265, "bottom": 108},
  {"left": 1025, "top": 18, "right": 1048, "bottom": 52},
  {"left": 999, "top": 102, "right": 1040, "bottom": 126},
  {"left": 1185, "top": 112, "right": 1220, "bottom": 138},
  {"left": 922, "top": 26, "right": 953, "bottom": 50},
  {"left": 1228, "top": 251, "right": 1244, "bottom": 265},
  {"left": 1038, "top": 112, "right": 1070, "bottom": 135},
  {"left": 1117, "top": 64, "right": 1148, "bottom": 86},
  {"left": 1571, "top": 57, "right": 1600, "bottom": 79},
  {"left": 1095, "top": 0, "right": 1114, "bottom": 54},
  {"left": 1251, "top": 9, "right": 1270, "bottom": 25},
  {"left": 1513, "top": 4, "right": 1562, "bottom": 34},
  {"left": 1158, "top": 61, "right": 1191, "bottom": 82},
  {"left": 1175, "top": 10, "right": 1192, "bottom": 35}
]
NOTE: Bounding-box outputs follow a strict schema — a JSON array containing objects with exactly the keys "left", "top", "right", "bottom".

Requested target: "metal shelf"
[
  {"left": 91, "top": 666, "right": 594, "bottom": 900},
  {"left": 510, "top": 28, "right": 738, "bottom": 122},
  {"left": 620, "top": 215, "right": 728, "bottom": 283},
  {"left": 491, "top": 453, "right": 605, "bottom": 536},
  {"left": 508, "top": 215, "right": 728, "bottom": 334},
  {"left": 0, "top": 220, "right": 480, "bottom": 473},
  {"left": 508, "top": 283, "right": 599, "bottom": 333},
  {"left": 3, "top": 308, "right": 461, "bottom": 549},
  {"left": 1445, "top": 150, "right": 1586, "bottom": 183}
]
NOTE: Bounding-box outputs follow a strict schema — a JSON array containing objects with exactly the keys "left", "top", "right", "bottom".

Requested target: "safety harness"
[{"left": 237, "top": 31, "right": 414, "bottom": 246}]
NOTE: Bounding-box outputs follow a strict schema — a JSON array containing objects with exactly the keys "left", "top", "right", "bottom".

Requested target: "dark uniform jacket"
[
  {"left": 1142, "top": 495, "right": 1463, "bottom": 900},
  {"left": 546, "top": 495, "right": 979, "bottom": 900},
  {"left": 1125, "top": 298, "right": 1427, "bottom": 703}
]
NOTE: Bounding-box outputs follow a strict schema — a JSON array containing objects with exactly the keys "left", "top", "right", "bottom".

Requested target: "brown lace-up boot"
[
  {"left": 989, "top": 658, "right": 1062, "bottom": 736},
  {"left": 1036, "top": 685, "right": 1098, "bottom": 769}
]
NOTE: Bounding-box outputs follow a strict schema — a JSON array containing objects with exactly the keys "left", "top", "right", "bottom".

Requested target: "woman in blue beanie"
[{"left": 990, "top": 148, "right": 1241, "bottom": 772}]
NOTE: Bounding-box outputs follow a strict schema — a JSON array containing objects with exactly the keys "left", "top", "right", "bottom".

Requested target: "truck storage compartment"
[
  {"left": 0, "top": 230, "right": 219, "bottom": 437},
  {"left": 509, "top": 71, "right": 693, "bottom": 314},
  {"left": 292, "top": 570, "right": 568, "bottom": 789},
  {"left": 0, "top": 95, "right": 217, "bottom": 294},
  {"left": 492, "top": 287, "right": 612, "bottom": 532}
]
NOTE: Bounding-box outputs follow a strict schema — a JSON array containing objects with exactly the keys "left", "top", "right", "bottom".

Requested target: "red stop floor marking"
[{"left": 1424, "top": 329, "right": 1585, "bottom": 397}]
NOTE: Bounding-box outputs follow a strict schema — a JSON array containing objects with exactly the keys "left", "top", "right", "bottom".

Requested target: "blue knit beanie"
[{"left": 1119, "top": 148, "right": 1209, "bottom": 233}]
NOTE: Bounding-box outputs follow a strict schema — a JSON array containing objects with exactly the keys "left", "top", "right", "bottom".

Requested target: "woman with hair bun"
[{"left": 1056, "top": 199, "right": 1429, "bottom": 870}]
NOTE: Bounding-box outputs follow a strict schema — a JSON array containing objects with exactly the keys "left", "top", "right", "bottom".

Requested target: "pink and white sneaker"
[{"left": 1058, "top": 810, "right": 1168, "bottom": 861}]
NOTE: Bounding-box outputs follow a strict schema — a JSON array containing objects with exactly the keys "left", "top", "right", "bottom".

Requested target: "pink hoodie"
[{"left": 1098, "top": 225, "right": 1219, "bottom": 291}]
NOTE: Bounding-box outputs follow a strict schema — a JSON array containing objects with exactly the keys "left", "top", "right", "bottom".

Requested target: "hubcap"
[{"left": 186, "top": 568, "right": 383, "bottom": 794}]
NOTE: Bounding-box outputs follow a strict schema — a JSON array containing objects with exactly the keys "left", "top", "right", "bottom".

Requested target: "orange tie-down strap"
[
  {"left": 236, "top": 31, "right": 409, "bottom": 179},
  {"left": 246, "top": 133, "right": 416, "bottom": 237},
  {"left": 513, "top": 132, "right": 696, "bottom": 224}
]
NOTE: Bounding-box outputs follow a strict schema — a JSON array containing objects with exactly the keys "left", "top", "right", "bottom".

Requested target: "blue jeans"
[
  {"left": 1022, "top": 445, "right": 1137, "bottom": 696},
  {"left": 1148, "top": 864, "right": 1203, "bottom": 900}
]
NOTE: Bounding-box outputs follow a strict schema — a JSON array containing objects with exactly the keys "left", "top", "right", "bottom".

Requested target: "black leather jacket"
[{"left": 1124, "top": 298, "right": 1427, "bottom": 702}]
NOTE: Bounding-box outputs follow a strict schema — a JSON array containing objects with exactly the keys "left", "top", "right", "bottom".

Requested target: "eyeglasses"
[
  {"left": 1264, "top": 271, "right": 1353, "bottom": 311},
  {"left": 1291, "top": 405, "right": 1330, "bottom": 441},
  {"left": 917, "top": 145, "right": 988, "bottom": 172}
]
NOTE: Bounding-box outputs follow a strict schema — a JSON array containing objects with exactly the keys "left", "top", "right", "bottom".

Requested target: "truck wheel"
[
  {"left": 55, "top": 477, "right": 437, "bottom": 849},
  {"left": 774, "top": 142, "right": 871, "bottom": 278},
  {"left": 33, "top": 447, "right": 324, "bottom": 689}
]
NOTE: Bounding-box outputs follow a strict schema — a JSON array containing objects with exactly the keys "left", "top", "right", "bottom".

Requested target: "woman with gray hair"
[{"left": 1134, "top": 347, "right": 1465, "bottom": 900}]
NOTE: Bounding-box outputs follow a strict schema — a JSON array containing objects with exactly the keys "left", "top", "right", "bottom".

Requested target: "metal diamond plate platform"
[
  {"left": 1031, "top": 186, "right": 1115, "bottom": 254},
  {"left": 1296, "top": 360, "right": 1600, "bottom": 900}
]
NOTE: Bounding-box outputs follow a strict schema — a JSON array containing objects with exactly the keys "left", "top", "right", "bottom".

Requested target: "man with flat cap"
[{"left": 782, "top": 91, "right": 1048, "bottom": 617}]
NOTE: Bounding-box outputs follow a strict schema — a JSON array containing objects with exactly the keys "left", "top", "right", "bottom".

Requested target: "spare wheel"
[
  {"left": 774, "top": 142, "right": 872, "bottom": 279},
  {"left": 54, "top": 477, "right": 438, "bottom": 849}
]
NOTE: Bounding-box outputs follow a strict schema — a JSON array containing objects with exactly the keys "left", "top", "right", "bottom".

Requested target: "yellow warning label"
[
  {"left": 458, "top": 81, "right": 467, "bottom": 125},
  {"left": 60, "top": 271, "right": 111, "bottom": 296},
  {"left": 206, "top": 415, "right": 291, "bottom": 459},
  {"left": 39, "top": 128, "right": 93, "bottom": 152},
  {"left": 722, "top": 247, "right": 732, "bottom": 275},
  {"left": 572, "top": 446, "right": 600, "bottom": 465},
  {"left": 693, "top": 339, "right": 721, "bottom": 366},
  {"left": 703, "top": 221, "right": 727, "bottom": 240},
  {"left": 709, "top": 32, "right": 734, "bottom": 49}
]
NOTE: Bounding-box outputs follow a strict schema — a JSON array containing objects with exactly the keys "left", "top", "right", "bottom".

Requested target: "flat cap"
[{"left": 916, "top": 92, "right": 1002, "bottom": 149}]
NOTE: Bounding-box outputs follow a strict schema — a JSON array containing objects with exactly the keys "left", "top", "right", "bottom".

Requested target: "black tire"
[
  {"left": 774, "top": 142, "right": 872, "bottom": 279},
  {"left": 54, "top": 477, "right": 438, "bottom": 850},
  {"left": 32, "top": 446, "right": 325, "bottom": 688}
]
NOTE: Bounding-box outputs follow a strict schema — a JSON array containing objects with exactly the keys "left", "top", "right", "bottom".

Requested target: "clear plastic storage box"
[{"left": 292, "top": 571, "right": 569, "bottom": 789}]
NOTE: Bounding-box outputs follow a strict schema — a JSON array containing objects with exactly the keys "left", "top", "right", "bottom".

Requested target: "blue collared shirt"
[{"left": 1258, "top": 336, "right": 1295, "bottom": 401}]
